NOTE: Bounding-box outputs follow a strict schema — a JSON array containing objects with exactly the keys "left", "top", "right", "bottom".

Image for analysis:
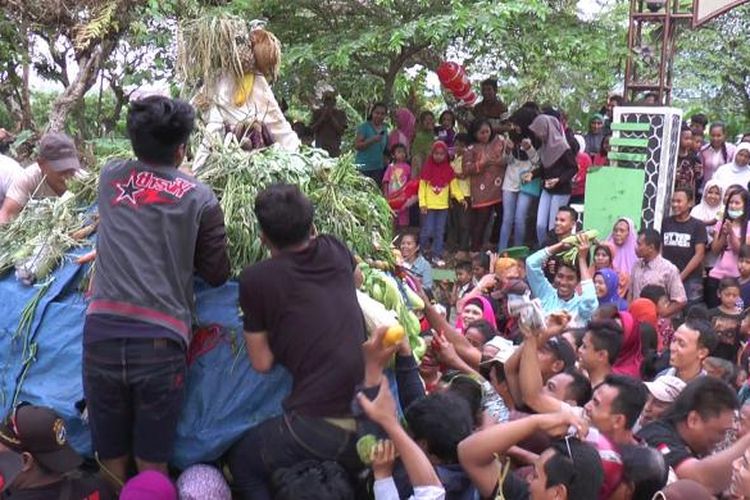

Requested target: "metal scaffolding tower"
[{"left": 623, "top": 0, "right": 692, "bottom": 105}]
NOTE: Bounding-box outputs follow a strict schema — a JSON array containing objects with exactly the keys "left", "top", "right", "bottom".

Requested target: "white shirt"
[
  {"left": 712, "top": 162, "right": 750, "bottom": 192},
  {"left": 0, "top": 153, "right": 23, "bottom": 206},
  {"left": 192, "top": 73, "right": 301, "bottom": 171},
  {"left": 374, "top": 478, "right": 445, "bottom": 500},
  {"left": 5, "top": 162, "right": 57, "bottom": 206}
]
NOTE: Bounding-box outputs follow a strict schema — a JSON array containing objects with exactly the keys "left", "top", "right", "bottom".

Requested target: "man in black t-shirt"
[
  {"left": 661, "top": 187, "right": 707, "bottom": 306},
  {"left": 0, "top": 404, "right": 115, "bottom": 499},
  {"left": 637, "top": 377, "right": 750, "bottom": 494},
  {"left": 229, "top": 184, "right": 366, "bottom": 499}
]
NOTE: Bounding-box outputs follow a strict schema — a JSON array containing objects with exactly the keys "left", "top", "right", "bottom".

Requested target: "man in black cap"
[
  {"left": 0, "top": 132, "right": 82, "bottom": 224},
  {"left": 0, "top": 404, "right": 115, "bottom": 498}
]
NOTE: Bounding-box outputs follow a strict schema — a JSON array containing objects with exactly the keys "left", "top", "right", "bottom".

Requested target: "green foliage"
[
  {"left": 26, "top": 90, "right": 129, "bottom": 138},
  {"left": 672, "top": 4, "right": 750, "bottom": 134},
  {"left": 463, "top": 2, "right": 628, "bottom": 129},
  {"left": 239, "top": 1, "right": 549, "bottom": 112}
]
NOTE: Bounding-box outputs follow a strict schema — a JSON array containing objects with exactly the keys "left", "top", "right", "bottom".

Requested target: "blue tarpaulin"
[{"left": 0, "top": 249, "right": 291, "bottom": 470}]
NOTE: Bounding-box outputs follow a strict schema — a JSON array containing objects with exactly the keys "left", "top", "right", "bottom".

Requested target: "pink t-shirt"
[
  {"left": 709, "top": 220, "right": 750, "bottom": 279},
  {"left": 383, "top": 162, "right": 411, "bottom": 196}
]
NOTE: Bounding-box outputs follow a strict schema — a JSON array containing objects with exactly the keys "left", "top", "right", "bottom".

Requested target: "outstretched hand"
[
  {"left": 357, "top": 378, "right": 398, "bottom": 427},
  {"left": 363, "top": 326, "right": 398, "bottom": 386},
  {"left": 371, "top": 439, "right": 398, "bottom": 479},
  {"left": 576, "top": 233, "right": 591, "bottom": 258},
  {"left": 545, "top": 311, "right": 571, "bottom": 338},
  {"left": 432, "top": 331, "right": 462, "bottom": 369},
  {"left": 538, "top": 411, "right": 589, "bottom": 439}
]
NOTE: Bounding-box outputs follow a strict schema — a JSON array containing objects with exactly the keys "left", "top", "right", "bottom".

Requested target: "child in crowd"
[
  {"left": 570, "top": 135, "right": 592, "bottom": 204},
  {"left": 436, "top": 110, "right": 457, "bottom": 156},
  {"left": 739, "top": 245, "right": 750, "bottom": 309},
  {"left": 592, "top": 134, "right": 610, "bottom": 166},
  {"left": 383, "top": 143, "right": 415, "bottom": 228},
  {"left": 640, "top": 284, "right": 673, "bottom": 353},
  {"left": 471, "top": 253, "right": 490, "bottom": 285},
  {"left": 411, "top": 110, "right": 436, "bottom": 176},
  {"left": 708, "top": 277, "right": 743, "bottom": 362},
  {"left": 418, "top": 141, "right": 466, "bottom": 267},
  {"left": 738, "top": 311, "right": 750, "bottom": 397},
  {"left": 450, "top": 261, "right": 474, "bottom": 312},
  {"left": 674, "top": 124, "right": 703, "bottom": 195},
  {"left": 446, "top": 133, "right": 471, "bottom": 254},
  {"left": 593, "top": 244, "right": 614, "bottom": 271}
]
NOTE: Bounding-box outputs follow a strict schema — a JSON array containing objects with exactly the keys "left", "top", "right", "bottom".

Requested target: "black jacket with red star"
[{"left": 86, "top": 158, "right": 230, "bottom": 346}]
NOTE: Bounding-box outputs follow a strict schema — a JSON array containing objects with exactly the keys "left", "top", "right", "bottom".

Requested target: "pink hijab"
[
  {"left": 455, "top": 296, "right": 497, "bottom": 331},
  {"left": 606, "top": 217, "right": 638, "bottom": 276},
  {"left": 389, "top": 108, "right": 416, "bottom": 152},
  {"left": 612, "top": 311, "right": 643, "bottom": 378}
]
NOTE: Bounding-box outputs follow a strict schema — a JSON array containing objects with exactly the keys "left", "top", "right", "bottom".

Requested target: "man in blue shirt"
[{"left": 526, "top": 234, "right": 597, "bottom": 326}]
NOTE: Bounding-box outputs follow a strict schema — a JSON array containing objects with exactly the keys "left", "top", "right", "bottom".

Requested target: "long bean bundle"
[
  {"left": 0, "top": 145, "right": 120, "bottom": 283},
  {"left": 197, "top": 142, "right": 394, "bottom": 275}
]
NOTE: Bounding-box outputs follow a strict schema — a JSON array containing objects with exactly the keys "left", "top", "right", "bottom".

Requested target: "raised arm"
[
  {"left": 358, "top": 378, "right": 442, "bottom": 489},
  {"left": 575, "top": 234, "right": 598, "bottom": 322},
  {"left": 423, "top": 300, "right": 482, "bottom": 368},
  {"left": 458, "top": 412, "right": 583, "bottom": 498},
  {"left": 526, "top": 246, "right": 559, "bottom": 301},
  {"left": 675, "top": 432, "right": 750, "bottom": 494},
  {"left": 519, "top": 335, "right": 564, "bottom": 414}
]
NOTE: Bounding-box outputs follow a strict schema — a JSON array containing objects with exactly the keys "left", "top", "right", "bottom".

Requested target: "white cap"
[
  {"left": 644, "top": 375, "right": 686, "bottom": 403},
  {"left": 482, "top": 336, "right": 518, "bottom": 364}
]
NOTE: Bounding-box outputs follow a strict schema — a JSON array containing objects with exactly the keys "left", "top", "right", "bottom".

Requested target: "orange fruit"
[{"left": 383, "top": 324, "right": 405, "bottom": 347}]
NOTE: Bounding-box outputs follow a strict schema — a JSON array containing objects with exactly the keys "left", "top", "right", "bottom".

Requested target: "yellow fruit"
[{"left": 383, "top": 324, "right": 405, "bottom": 347}]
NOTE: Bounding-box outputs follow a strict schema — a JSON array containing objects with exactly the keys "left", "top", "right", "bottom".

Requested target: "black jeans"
[
  {"left": 82, "top": 338, "right": 186, "bottom": 463},
  {"left": 470, "top": 203, "right": 501, "bottom": 252},
  {"left": 227, "top": 412, "right": 361, "bottom": 500},
  {"left": 446, "top": 201, "right": 470, "bottom": 252}
]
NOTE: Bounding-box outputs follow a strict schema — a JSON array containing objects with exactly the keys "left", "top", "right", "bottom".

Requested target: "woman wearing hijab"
[
  {"left": 418, "top": 141, "right": 465, "bottom": 265},
  {"left": 629, "top": 298, "right": 658, "bottom": 329},
  {"left": 691, "top": 179, "right": 724, "bottom": 273},
  {"left": 594, "top": 268, "right": 627, "bottom": 311},
  {"left": 455, "top": 296, "right": 497, "bottom": 332},
  {"left": 612, "top": 310, "right": 643, "bottom": 378},
  {"left": 584, "top": 114, "right": 606, "bottom": 156},
  {"left": 629, "top": 298, "right": 664, "bottom": 378},
  {"left": 606, "top": 217, "right": 638, "bottom": 296},
  {"left": 388, "top": 108, "right": 416, "bottom": 156},
  {"left": 526, "top": 114, "right": 578, "bottom": 245},
  {"left": 713, "top": 142, "right": 750, "bottom": 191}
]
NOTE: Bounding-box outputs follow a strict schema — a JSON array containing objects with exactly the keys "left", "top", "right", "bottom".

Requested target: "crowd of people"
[{"left": 3, "top": 81, "right": 750, "bottom": 500}]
